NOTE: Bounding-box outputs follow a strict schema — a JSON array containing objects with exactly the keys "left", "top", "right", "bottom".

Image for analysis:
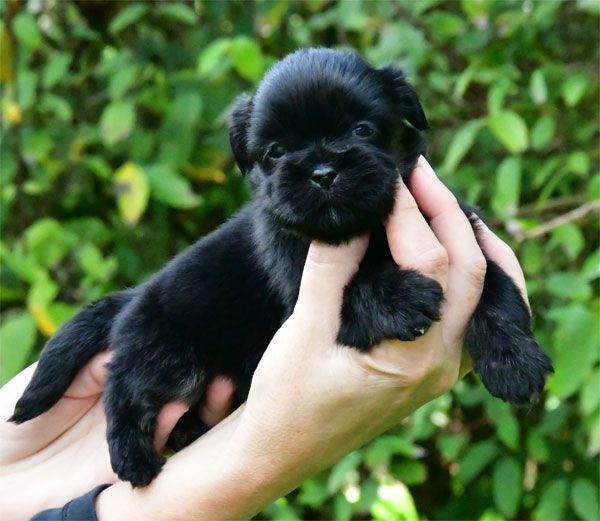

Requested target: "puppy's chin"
[{"left": 266, "top": 199, "right": 393, "bottom": 244}]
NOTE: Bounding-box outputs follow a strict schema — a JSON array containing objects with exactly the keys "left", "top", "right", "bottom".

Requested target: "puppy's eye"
[
  {"left": 352, "top": 123, "right": 375, "bottom": 138},
  {"left": 267, "top": 143, "right": 286, "bottom": 160}
]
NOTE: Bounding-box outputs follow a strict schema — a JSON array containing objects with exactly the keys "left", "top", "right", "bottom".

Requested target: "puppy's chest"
[{"left": 258, "top": 223, "right": 392, "bottom": 312}]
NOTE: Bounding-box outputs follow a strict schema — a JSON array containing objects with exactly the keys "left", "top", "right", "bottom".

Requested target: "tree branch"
[{"left": 509, "top": 199, "right": 600, "bottom": 241}]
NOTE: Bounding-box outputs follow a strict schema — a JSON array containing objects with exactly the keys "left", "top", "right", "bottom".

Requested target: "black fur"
[{"left": 9, "top": 48, "right": 552, "bottom": 487}]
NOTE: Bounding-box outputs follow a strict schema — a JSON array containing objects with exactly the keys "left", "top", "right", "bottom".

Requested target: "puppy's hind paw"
[
  {"left": 108, "top": 432, "right": 166, "bottom": 487},
  {"left": 111, "top": 451, "right": 165, "bottom": 488},
  {"left": 474, "top": 328, "right": 553, "bottom": 404}
]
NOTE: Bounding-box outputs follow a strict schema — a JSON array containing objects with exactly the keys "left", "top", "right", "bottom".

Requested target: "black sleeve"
[{"left": 29, "top": 485, "right": 111, "bottom": 521}]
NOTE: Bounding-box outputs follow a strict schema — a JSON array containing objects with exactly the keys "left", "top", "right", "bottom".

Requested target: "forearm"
[{"left": 96, "top": 401, "right": 380, "bottom": 521}]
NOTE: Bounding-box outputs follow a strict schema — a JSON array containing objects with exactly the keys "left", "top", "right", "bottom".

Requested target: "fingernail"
[
  {"left": 417, "top": 155, "right": 437, "bottom": 178},
  {"left": 472, "top": 214, "right": 491, "bottom": 233}
]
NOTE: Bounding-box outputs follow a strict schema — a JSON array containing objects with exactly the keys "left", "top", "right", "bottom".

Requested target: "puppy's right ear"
[{"left": 229, "top": 94, "right": 254, "bottom": 175}]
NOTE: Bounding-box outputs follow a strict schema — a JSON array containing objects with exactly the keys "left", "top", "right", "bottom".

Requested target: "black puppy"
[{"left": 10, "top": 48, "right": 552, "bottom": 487}]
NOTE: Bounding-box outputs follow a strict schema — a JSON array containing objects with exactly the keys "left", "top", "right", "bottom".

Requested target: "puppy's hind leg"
[
  {"left": 464, "top": 212, "right": 553, "bottom": 403},
  {"left": 104, "top": 333, "right": 206, "bottom": 487}
]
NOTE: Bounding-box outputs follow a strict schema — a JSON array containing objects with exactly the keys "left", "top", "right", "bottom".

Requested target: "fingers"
[
  {"left": 200, "top": 376, "right": 235, "bottom": 427},
  {"left": 0, "top": 352, "right": 114, "bottom": 462},
  {"left": 385, "top": 177, "right": 448, "bottom": 285},
  {"left": 409, "top": 157, "right": 487, "bottom": 341},
  {"left": 475, "top": 221, "right": 530, "bottom": 309},
  {"left": 154, "top": 401, "right": 189, "bottom": 451},
  {"left": 64, "top": 351, "right": 113, "bottom": 399},
  {"left": 294, "top": 236, "right": 368, "bottom": 335},
  {"left": 154, "top": 377, "right": 235, "bottom": 451}
]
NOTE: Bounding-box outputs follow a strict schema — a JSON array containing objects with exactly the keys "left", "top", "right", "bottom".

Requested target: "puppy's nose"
[{"left": 311, "top": 165, "right": 337, "bottom": 189}]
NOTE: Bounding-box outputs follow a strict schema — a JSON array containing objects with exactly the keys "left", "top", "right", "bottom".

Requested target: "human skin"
[{"left": 0, "top": 158, "right": 529, "bottom": 521}]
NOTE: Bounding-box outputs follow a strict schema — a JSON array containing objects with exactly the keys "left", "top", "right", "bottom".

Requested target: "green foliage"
[{"left": 1, "top": 1, "right": 598, "bottom": 519}]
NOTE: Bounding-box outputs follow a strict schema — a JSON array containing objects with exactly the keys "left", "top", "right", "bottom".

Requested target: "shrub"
[{"left": 1, "top": 1, "right": 598, "bottom": 519}]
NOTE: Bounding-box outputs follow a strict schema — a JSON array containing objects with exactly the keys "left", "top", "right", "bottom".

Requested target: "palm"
[{"left": 0, "top": 360, "right": 117, "bottom": 520}]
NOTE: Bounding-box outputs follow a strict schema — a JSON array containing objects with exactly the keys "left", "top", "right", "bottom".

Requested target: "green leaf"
[
  {"left": 546, "top": 272, "right": 591, "bottom": 301},
  {"left": 488, "top": 111, "right": 529, "bottom": 154},
  {"left": 0, "top": 312, "right": 37, "bottom": 385},
  {"left": 297, "top": 477, "right": 329, "bottom": 508},
  {"left": 491, "top": 156, "right": 521, "bottom": 218},
  {"left": 42, "top": 53, "right": 71, "bottom": 89},
  {"left": 327, "top": 451, "right": 361, "bottom": 493},
  {"left": 108, "top": 4, "right": 148, "bottom": 35},
  {"left": 549, "top": 304, "right": 599, "bottom": 397},
  {"left": 22, "top": 129, "right": 53, "bottom": 162},
  {"left": 39, "top": 94, "right": 73, "bottom": 122},
  {"left": 527, "top": 429, "right": 549, "bottom": 462},
  {"left": 550, "top": 223, "right": 585, "bottom": 260},
  {"left": 157, "top": 3, "right": 197, "bottom": 24},
  {"left": 77, "top": 244, "right": 117, "bottom": 281},
  {"left": 0, "top": 243, "right": 45, "bottom": 284},
  {"left": 390, "top": 461, "right": 427, "bottom": 485},
  {"left": 441, "top": 119, "right": 484, "bottom": 174},
  {"left": 146, "top": 165, "right": 202, "bottom": 209},
  {"left": 27, "top": 275, "right": 59, "bottom": 311},
  {"left": 13, "top": 12, "right": 42, "bottom": 50},
  {"left": 108, "top": 64, "right": 139, "bottom": 99},
  {"left": 231, "top": 36, "right": 264, "bottom": 83},
  {"left": 531, "top": 115, "right": 555, "bottom": 150},
  {"left": 533, "top": 479, "right": 568, "bottom": 521},
  {"left": 456, "top": 440, "right": 499, "bottom": 486},
  {"left": 100, "top": 101, "right": 136, "bottom": 146},
  {"left": 197, "top": 38, "right": 232, "bottom": 78},
  {"left": 580, "top": 368, "right": 600, "bottom": 415},
  {"left": 25, "top": 218, "right": 76, "bottom": 268},
  {"left": 424, "top": 12, "right": 466, "bottom": 40},
  {"left": 438, "top": 433, "right": 467, "bottom": 461},
  {"left": 113, "top": 162, "right": 150, "bottom": 226},
  {"left": 365, "top": 436, "right": 420, "bottom": 469},
  {"left": 371, "top": 483, "right": 418, "bottom": 521},
  {"left": 571, "top": 479, "right": 600, "bottom": 521},
  {"left": 529, "top": 69, "right": 547, "bottom": 105},
  {"left": 567, "top": 150, "right": 590, "bottom": 175},
  {"left": 487, "top": 78, "right": 516, "bottom": 115},
  {"left": 64, "top": 218, "right": 112, "bottom": 246},
  {"left": 492, "top": 457, "right": 522, "bottom": 517},
  {"left": 18, "top": 70, "right": 38, "bottom": 110},
  {"left": 562, "top": 74, "right": 589, "bottom": 107},
  {"left": 581, "top": 248, "right": 600, "bottom": 281}
]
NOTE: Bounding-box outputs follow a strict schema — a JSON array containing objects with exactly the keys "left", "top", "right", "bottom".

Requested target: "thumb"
[
  {"left": 63, "top": 351, "right": 113, "bottom": 399},
  {"left": 294, "top": 236, "right": 369, "bottom": 335}
]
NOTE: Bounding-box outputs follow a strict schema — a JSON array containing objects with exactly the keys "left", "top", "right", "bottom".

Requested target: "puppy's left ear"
[
  {"left": 229, "top": 94, "right": 254, "bottom": 175},
  {"left": 378, "top": 66, "right": 429, "bottom": 131}
]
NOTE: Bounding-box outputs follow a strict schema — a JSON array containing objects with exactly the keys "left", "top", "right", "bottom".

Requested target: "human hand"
[
  {"left": 0, "top": 353, "right": 235, "bottom": 520},
  {"left": 96, "top": 157, "right": 530, "bottom": 520}
]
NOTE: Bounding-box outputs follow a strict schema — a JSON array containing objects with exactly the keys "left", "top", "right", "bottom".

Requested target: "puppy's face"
[{"left": 229, "top": 48, "right": 428, "bottom": 243}]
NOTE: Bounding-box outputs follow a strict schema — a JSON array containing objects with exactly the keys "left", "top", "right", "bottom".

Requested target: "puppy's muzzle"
[{"left": 311, "top": 165, "right": 337, "bottom": 189}]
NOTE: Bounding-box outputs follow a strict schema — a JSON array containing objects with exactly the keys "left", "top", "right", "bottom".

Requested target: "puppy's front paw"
[
  {"left": 339, "top": 267, "right": 443, "bottom": 350},
  {"left": 385, "top": 271, "right": 443, "bottom": 342},
  {"left": 471, "top": 324, "right": 553, "bottom": 404}
]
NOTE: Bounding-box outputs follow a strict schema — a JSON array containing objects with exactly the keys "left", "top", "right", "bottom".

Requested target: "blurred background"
[{"left": 0, "top": 0, "right": 598, "bottom": 519}]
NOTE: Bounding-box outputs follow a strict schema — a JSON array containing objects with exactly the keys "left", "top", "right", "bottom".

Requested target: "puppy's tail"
[{"left": 8, "top": 288, "right": 136, "bottom": 424}]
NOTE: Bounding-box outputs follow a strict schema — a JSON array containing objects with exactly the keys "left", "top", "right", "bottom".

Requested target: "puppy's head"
[{"left": 229, "top": 48, "right": 427, "bottom": 243}]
